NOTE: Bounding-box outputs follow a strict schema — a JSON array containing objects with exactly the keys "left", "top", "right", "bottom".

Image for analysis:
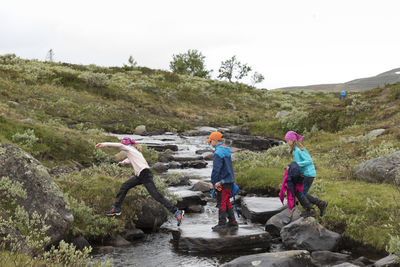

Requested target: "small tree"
[
  {"left": 218, "top": 56, "right": 252, "bottom": 82},
  {"left": 128, "top": 55, "right": 137, "bottom": 67},
  {"left": 251, "top": 72, "right": 265, "bottom": 86},
  {"left": 169, "top": 49, "right": 211, "bottom": 78},
  {"left": 46, "top": 49, "right": 54, "bottom": 62}
]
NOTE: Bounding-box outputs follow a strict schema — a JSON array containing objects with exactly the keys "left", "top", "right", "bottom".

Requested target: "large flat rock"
[
  {"left": 171, "top": 224, "right": 271, "bottom": 253},
  {"left": 174, "top": 189, "right": 207, "bottom": 210},
  {"left": 241, "top": 197, "right": 286, "bottom": 224}
]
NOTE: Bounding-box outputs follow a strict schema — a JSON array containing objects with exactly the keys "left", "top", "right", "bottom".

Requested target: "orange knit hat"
[{"left": 206, "top": 131, "right": 223, "bottom": 143}]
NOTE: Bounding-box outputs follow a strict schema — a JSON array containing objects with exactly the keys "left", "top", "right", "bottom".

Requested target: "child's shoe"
[
  {"left": 174, "top": 210, "right": 184, "bottom": 226},
  {"left": 212, "top": 224, "right": 228, "bottom": 231},
  {"left": 227, "top": 221, "right": 239, "bottom": 229},
  {"left": 318, "top": 201, "right": 328, "bottom": 217},
  {"left": 106, "top": 205, "right": 121, "bottom": 216}
]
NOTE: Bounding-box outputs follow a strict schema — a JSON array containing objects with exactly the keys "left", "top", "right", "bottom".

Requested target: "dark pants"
[
  {"left": 114, "top": 168, "right": 177, "bottom": 214},
  {"left": 215, "top": 183, "right": 236, "bottom": 225}
]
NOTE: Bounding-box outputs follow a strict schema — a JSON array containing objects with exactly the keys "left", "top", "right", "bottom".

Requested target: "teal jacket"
[
  {"left": 211, "top": 143, "right": 235, "bottom": 185},
  {"left": 293, "top": 146, "right": 316, "bottom": 178}
]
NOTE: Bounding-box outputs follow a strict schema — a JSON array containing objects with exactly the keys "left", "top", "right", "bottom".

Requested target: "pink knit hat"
[
  {"left": 285, "top": 131, "right": 303, "bottom": 142},
  {"left": 121, "top": 137, "right": 136, "bottom": 146}
]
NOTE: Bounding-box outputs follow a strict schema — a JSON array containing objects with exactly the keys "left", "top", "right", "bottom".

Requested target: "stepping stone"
[
  {"left": 171, "top": 224, "right": 271, "bottom": 253},
  {"left": 174, "top": 189, "right": 207, "bottom": 210},
  {"left": 241, "top": 197, "right": 287, "bottom": 224},
  {"left": 265, "top": 208, "right": 301, "bottom": 236}
]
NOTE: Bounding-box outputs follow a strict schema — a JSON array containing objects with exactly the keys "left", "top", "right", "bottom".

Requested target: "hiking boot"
[
  {"left": 106, "top": 205, "right": 121, "bottom": 216},
  {"left": 212, "top": 224, "right": 228, "bottom": 231},
  {"left": 318, "top": 201, "right": 328, "bottom": 217},
  {"left": 301, "top": 208, "right": 316, "bottom": 218},
  {"left": 174, "top": 210, "right": 184, "bottom": 226},
  {"left": 227, "top": 221, "right": 239, "bottom": 229}
]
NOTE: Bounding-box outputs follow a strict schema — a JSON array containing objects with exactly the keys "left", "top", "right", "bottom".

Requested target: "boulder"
[
  {"left": 71, "top": 236, "right": 91, "bottom": 250},
  {"left": 353, "top": 151, "right": 400, "bottom": 184},
  {"left": 174, "top": 189, "right": 207, "bottom": 210},
  {"left": 98, "top": 246, "right": 113, "bottom": 254},
  {"left": 353, "top": 256, "right": 375, "bottom": 266},
  {"left": 373, "top": 254, "right": 400, "bottom": 267},
  {"left": 107, "top": 234, "right": 131, "bottom": 247},
  {"left": 280, "top": 217, "right": 341, "bottom": 252},
  {"left": 158, "top": 152, "right": 173, "bottom": 163},
  {"left": 134, "top": 125, "right": 146, "bottom": 135},
  {"left": 367, "top": 129, "right": 385, "bottom": 138},
  {"left": 0, "top": 143, "right": 73, "bottom": 248},
  {"left": 134, "top": 199, "right": 168, "bottom": 231},
  {"left": 186, "top": 204, "right": 204, "bottom": 213},
  {"left": 241, "top": 197, "right": 286, "bottom": 224},
  {"left": 164, "top": 175, "right": 190, "bottom": 186},
  {"left": 265, "top": 208, "right": 301, "bottom": 236},
  {"left": 171, "top": 224, "right": 271, "bottom": 253},
  {"left": 191, "top": 181, "right": 211, "bottom": 193},
  {"left": 275, "top": 110, "right": 291, "bottom": 119},
  {"left": 146, "top": 144, "right": 178, "bottom": 152},
  {"left": 223, "top": 133, "right": 284, "bottom": 151},
  {"left": 168, "top": 161, "right": 181, "bottom": 169},
  {"left": 221, "top": 250, "right": 312, "bottom": 267},
  {"left": 151, "top": 162, "right": 169, "bottom": 173},
  {"left": 311, "top": 251, "right": 351, "bottom": 266},
  {"left": 180, "top": 160, "right": 208, "bottom": 169},
  {"left": 123, "top": 228, "right": 145, "bottom": 241}
]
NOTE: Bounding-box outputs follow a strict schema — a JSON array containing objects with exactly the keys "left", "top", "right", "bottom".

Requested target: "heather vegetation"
[{"left": 0, "top": 54, "right": 399, "bottom": 263}]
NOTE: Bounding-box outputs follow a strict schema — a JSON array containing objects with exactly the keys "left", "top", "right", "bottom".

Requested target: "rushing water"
[{"left": 93, "top": 133, "right": 280, "bottom": 266}]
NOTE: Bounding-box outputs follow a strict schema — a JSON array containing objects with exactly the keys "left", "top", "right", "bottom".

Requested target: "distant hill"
[{"left": 275, "top": 68, "right": 400, "bottom": 92}]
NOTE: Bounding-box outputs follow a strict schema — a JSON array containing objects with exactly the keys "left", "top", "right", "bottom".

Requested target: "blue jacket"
[
  {"left": 211, "top": 143, "right": 235, "bottom": 185},
  {"left": 293, "top": 146, "right": 316, "bottom": 178}
]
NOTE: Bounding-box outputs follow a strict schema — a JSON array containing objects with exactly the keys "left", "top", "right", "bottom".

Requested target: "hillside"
[
  {"left": 0, "top": 54, "right": 400, "bottom": 257},
  {"left": 275, "top": 67, "right": 400, "bottom": 92}
]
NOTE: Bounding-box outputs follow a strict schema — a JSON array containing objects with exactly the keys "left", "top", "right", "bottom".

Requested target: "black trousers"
[{"left": 114, "top": 168, "right": 177, "bottom": 214}]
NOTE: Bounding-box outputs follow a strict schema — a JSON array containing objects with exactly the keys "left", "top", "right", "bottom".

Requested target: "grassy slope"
[{"left": 1, "top": 54, "right": 400, "bottom": 252}]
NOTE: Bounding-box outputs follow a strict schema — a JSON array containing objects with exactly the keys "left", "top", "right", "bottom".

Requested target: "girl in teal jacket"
[{"left": 285, "top": 131, "right": 328, "bottom": 217}]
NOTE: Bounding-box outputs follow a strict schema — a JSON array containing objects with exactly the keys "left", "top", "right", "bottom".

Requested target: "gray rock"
[
  {"left": 146, "top": 144, "right": 178, "bottom": 152},
  {"left": 168, "top": 161, "right": 181, "bottom": 169},
  {"left": 174, "top": 189, "right": 207, "bottom": 210},
  {"left": 373, "top": 254, "right": 400, "bottom": 267},
  {"left": 221, "top": 250, "right": 312, "bottom": 267},
  {"left": 202, "top": 152, "right": 214, "bottom": 161},
  {"left": 134, "top": 125, "right": 146, "bottom": 135},
  {"left": 367, "top": 129, "right": 385, "bottom": 138},
  {"left": 0, "top": 143, "right": 73, "bottom": 250},
  {"left": 353, "top": 256, "right": 375, "bottom": 266},
  {"left": 311, "top": 251, "right": 351, "bottom": 266},
  {"left": 275, "top": 110, "right": 291, "bottom": 119},
  {"left": 7, "top": 100, "right": 19, "bottom": 106},
  {"left": 158, "top": 152, "right": 173, "bottom": 163},
  {"left": 191, "top": 181, "right": 211, "bottom": 193},
  {"left": 280, "top": 217, "right": 341, "bottom": 252},
  {"left": 21, "top": 118, "right": 34, "bottom": 124},
  {"left": 71, "top": 236, "right": 91, "bottom": 250},
  {"left": 332, "top": 263, "right": 359, "bottom": 267},
  {"left": 195, "top": 149, "right": 213, "bottom": 155},
  {"left": 108, "top": 234, "right": 131, "bottom": 247},
  {"left": 123, "top": 229, "right": 145, "bottom": 241},
  {"left": 353, "top": 150, "right": 400, "bottom": 184},
  {"left": 186, "top": 204, "right": 204, "bottom": 213},
  {"left": 180, "top": 160, "right": 208, "bottom": 169},
  {"left": 172, "top": 155, "right": 203, "bottom": 162},
  {"left": 98, "top": 246, "right": 113, "bottom": 254},
  {"left": 134, "top": 199, "right": 168, "bottom": 231},
  {"left": 171, "top": 224, "right": 271, "bottom": 253},
  {"left": 241, "top": 197, "right": 286, "bottom": 224},
  {"left": 164, "top": 175, "right": 190, "bottom": 186},
  {"left": 223, "top": 133, "right": 283, "bottom": 151},
  {"left": 151, "top": 162, "right": 169, "bottom": 173},
  {"left": 265, "top": 208, "right": 301, "bottom": 236}
]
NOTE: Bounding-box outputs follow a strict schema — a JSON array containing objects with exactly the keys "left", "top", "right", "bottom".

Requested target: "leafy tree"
[
  {"left": 128, "top": 55, "right": 137, "bottom": 67},
  {"left": 218, "top": 56, "right": 252, "bottom": 82},
  {"left": 251, "top": 72, "right": 265, "bottom": 86},
  {"left": 169, "top": 49, "right": 211, "bottom": 78}
]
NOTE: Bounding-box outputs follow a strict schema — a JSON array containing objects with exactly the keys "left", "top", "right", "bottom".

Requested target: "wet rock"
[
  {"left": 223, "top": 133, "right": 283, "bottom": 151},
  {"left": 98, "top": 246, "right": 113, "bottom": 254},
  {"left": 165, "top": 175, "right": 190, "bottom": 186},
  {"left": 174, "top": 189, "right": 207, "bottom": 210},
  {"left": 191, "top": 181, "right": 211, "bottom": 193},
  {"left": 195, "top": 149, "right": 213, "bottom": 155},
  {"left": 108, "top": 234, "right": 131, "bottom": 247},
  {"left": 241, "top": 197, "right": 287, "bottom": 224},
  {"left": 134, "top": 199, "right": 168, "bottom": 231},
  {"left": 186, "top": 204, "right": 204, "bottom": 213},
  {"left": 0, "top": 143, "right": 73, "bottom": 250},
  {"left": 171, "top": 224, "right": 271, "bottom": 253},
  {"left": 124, "top": 229, "right": 145, "bottom": 241},
  {"left": 202, "top": 152, "right": 214, "bottom": 161},
  {"left": 168, "top": 161, "right": 181, "bottom": 169},
  {"left": 172, "top": 155, "right": 203, "bottom": 162},
  {"left": 332, "top": 263, "right": 358, "bottom": 267},
  {"left": 71, "top": 236, "right": 91, "bottom": 250},
  {"left": 281, "top": 217, "right": 341, "bottom": 252},
  {"left": 353, "top": 256, "right": 375, "bottom": 266},
  {"left": 180, "top": 160, "right": 208, "bottom": 169},
  {"left": 151, "top": 162, "right": 169, "bottom": 173},
  {"left": 221, "top": 250, "right": 312, "bottom": 267},
  {"left": 146, "top": 144, "right": 178, "bottom": 152},
  {"left": 353, "top": 150, "right": 400, "bottom": 184},
  {"left": 373, "top": 254, "right": 399, "bottom": 267},
  {"left": 265, "top": 208, "right": 301, "bottom": 237},
  {"left": 311, "top": 251, "right": 351, "bottom": 266},
  {"left": 134, "top": 125, "right": 146, "bottom": 135},
  {"left": 158, "top": 152, "right": 173, "bottom": 163}
]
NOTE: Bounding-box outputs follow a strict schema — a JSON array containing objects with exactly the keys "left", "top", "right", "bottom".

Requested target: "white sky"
[{"left": 1, "top": 0, "right": 400, "bottom": 89}]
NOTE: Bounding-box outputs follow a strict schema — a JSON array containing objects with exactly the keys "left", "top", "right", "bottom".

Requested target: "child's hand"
[
  {"left": 118, "top": 161, "right": 125, "bottom": 166},
  {"left": 215, "top": 182, "right": 221, "bottom": 188},
  {"left": 95, "top": 143, "right": 103, "bottom": 149}
]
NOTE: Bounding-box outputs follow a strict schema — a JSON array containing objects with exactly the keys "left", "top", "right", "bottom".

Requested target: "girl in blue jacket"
[
  {"left": 207, "top": 131, "right": 238, "bottom": 230},
  {"left": 285, "top": 131, "right": 328, "bottom": 217}
]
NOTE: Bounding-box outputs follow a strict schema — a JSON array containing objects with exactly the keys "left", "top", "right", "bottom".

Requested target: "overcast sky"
[{"left": 1, "top": 0, "right": 400, "bottom": 89}]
